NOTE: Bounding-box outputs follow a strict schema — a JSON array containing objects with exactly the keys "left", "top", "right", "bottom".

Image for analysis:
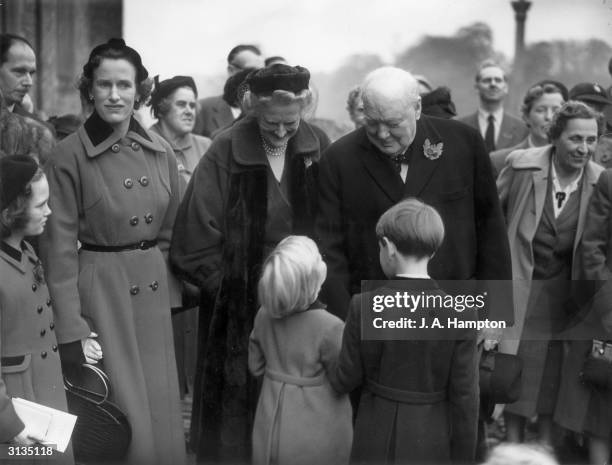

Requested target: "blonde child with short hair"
[{"left": 249, "top": 235, "right": 352, "bottom": 465}]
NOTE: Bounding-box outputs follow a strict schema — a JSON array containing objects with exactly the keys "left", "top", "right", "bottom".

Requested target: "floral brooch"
[
  {"left": 304, "top": 157, "right": 313, "bottom": 168},
  {"left": 423, "top": 139, "right": 443, "bottom": 160}
]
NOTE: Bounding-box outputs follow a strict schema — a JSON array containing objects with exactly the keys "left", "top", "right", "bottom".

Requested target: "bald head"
[
  {"left": 360, "top": 67, "right": 422, "bottom": 156},
  {"left": 362, "top": 67, "right": 420, "bottom": 113}
]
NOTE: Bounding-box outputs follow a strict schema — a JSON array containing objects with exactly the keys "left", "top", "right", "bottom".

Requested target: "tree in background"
[
  {"left": 395, "top": 22, "right": 507, "bottom": 116},
  {"left": 312, "top": 53, "right": 385, "bottom": 128}
]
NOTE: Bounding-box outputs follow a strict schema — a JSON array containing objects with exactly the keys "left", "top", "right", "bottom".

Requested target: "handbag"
[
  {"left": 479, "top": 349, "right": 522, "bottom": 404},
  {"left": 64, "top": 363, "right": 132, "bottom": 462},
  {"left": 580, "top": 340, "right": 612, "bottom": 389}
]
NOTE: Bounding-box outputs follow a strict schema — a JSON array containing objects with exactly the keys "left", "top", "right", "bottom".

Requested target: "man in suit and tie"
[
  {"left": 457, "top": 60, "right": 528, "bottom": 152},
  {"left": 193, "top": 44, "right": 264, "bottom": 138},
  {"left": 316, "top": 66, "right": 511, "bottom": 319}
]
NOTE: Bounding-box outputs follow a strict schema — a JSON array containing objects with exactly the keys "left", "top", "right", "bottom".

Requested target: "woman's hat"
[
  {"left": 247, "top": 64, "right": 310, "bottom": 95},
  {"left": 0, "top": 155, "right": 39, "bottom": 210},
  {"left": 149, "top": 75, "right": 197, "bottom": 111},
  {"left": 84, "top": 38, "right": 148, "bottom": 83}
]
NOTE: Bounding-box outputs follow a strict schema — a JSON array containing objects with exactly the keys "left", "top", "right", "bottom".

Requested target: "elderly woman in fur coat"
[{"left": 170, "top": 64, "right": 330, "bottom": 463}]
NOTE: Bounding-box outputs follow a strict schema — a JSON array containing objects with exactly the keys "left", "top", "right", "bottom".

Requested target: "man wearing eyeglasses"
[
  {"left": 316, "top": 66, "right": 511, "bottom": 320},
  {"left": 457, "top": 60, "right": 528, "bottom": 153},
  {"left": 193, "top": 44, "right": 264, "bottom": 138}
]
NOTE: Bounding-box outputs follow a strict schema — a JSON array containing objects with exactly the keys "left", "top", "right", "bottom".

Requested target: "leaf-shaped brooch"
[{"left": 423, "top": 138, "right": 443, "bottom": 160}]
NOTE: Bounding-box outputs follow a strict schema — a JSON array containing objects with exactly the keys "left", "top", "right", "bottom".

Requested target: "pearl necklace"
[{"left": 261, "top": 136, "right": 287, "bottom": 158}]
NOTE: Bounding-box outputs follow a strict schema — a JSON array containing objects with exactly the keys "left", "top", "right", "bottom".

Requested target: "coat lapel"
[
  {"left": 575, "top": 162, "right": 604, "bottom": 258},
  {"left": 532, "top": 163, "right": 549, "bottom": 230},
  {"left": 404, "top": 117, "right": 442, "bottom": 197},
  {"left": 358, "top": 131, "right": 405, "bottom": 203}
]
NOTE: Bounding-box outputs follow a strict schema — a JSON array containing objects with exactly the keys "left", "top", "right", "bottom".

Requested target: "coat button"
[
  {"left": 52, "top": 345, "right": 58, "bottom": 352},
  {"left": 139, "top": 176, "right": 149, "bottom": 187},
  {"left": 41, "top": 351, "right": 47, "bottom": 359},
  {"left": 46, "top": 298, "right": 51, "bottom": 306},
  {"left": 129, "top": 216, "right": 139, "bottom": 226},
  {"left": 144, "top": 213, "right": 153, "bottom": 224},
  {"left": 40, "top": 329, "right": 46, "bottom": 337},
  {"left": 130, "top": 285, "right": 140, "bottom": 296},
  {"left": 123, "top": 178, "right": 134, "bottom": 189},
  {"left": 32, "top": 283, "right": 37, "bottom": 292},
  {"left": 111, "top": 144, "right": 120, "bottom": 153},
  {"left": 131, "top": 142, "right": 140, "bottom": 151},
  {"left": 50, "top": 322, "right": 55, "bottom": 330},
  {"left": 149, "top": 281, "right": 159, "bottom": 291},
  {"left": 37, "top": 305, "right": 43, "bottom": 314}
]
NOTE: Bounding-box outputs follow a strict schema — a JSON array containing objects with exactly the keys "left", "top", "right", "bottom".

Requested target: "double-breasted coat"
[
  {"left": 170, "top": 116, "right": 330, "bottom": 462},
  {"left": 0, "top": 240, "right": 74, "bottom": 464},
  {"left": 316, "top": 117, "right": 511, "bottom": 318},
  {"left": 40, "top": 112, "right": 185, "bottom": 465},
  {"left": 248, "top": 304, "right": 352, "bottom": 465},
  {"left": 329, "top": 279, "right": 479, "bottom": 464}
]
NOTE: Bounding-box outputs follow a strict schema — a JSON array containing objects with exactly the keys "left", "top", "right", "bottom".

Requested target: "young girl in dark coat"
[{"left": 329, "top": 198, "right": 479, "bottom": 464}]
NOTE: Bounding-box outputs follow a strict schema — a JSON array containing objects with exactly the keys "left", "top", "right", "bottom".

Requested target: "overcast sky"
[{"left": 125, "top": 0, "right": 611, "bottom": 78}]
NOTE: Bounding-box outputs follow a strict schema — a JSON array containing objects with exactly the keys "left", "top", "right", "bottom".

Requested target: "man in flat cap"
[{"left": 316, "top": 66, "right": 511, "bottom": 319}]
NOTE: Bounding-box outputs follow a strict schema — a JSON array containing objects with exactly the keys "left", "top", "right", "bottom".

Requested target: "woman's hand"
[
  {"left": 81, "top": 332, "right": 103, "bottom": 364},
  {"left": 13, "top": 426, "right": 43, "bottom": 445}
]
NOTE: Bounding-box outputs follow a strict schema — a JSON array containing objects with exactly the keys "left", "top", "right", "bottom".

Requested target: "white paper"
[{"left": 12, "top": 397, "right": 77, "bottom": 453}]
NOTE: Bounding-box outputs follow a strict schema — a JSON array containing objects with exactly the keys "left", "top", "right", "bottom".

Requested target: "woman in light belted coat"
[{"left": 40, "top": 39, "right": 185, "bottom": 465}]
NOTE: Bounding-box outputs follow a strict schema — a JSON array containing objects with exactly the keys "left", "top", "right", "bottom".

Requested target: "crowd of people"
[{"left": 1, "top": 31, "right": 612, "bottom": 465}]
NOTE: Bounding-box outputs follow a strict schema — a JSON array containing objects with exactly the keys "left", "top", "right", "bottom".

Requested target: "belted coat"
[{"left": 40, "top": 111, "right": 185, "bottom": 465}]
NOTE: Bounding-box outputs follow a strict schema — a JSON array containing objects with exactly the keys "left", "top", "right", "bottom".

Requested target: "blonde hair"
[
  {"left": 258, "top": 235, "right": 327, "bottom": 318},
  {"left": 242, "top": 88, "right": 312, "bottom": 117},
  {"left": 482, "top": 443, "right": 558, "bottom": 465}
]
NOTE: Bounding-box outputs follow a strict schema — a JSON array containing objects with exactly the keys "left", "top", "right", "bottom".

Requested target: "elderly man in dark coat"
[{"left": 316, "top": 66, "right": 512, "bottom": 319}]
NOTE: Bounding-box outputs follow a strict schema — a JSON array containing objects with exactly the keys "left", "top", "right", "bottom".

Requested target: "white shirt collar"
[
  {"left": 396, "top": 273, "right": 430, "bottom": 279},
  {"left": 550, "top": 160, "right": 583, "bottom": 218}
]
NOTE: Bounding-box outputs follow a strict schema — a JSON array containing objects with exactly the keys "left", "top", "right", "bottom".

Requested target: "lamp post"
[
  {"left": 512, "top": 0, "right": 531, "bottom": 65},
  {"left": 510, "top": 0, "right": 532, "bottom": 112}
]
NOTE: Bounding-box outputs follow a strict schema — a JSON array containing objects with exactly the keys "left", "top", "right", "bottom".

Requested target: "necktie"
[
  {"left": 391, "top": 152, "right": 411, "bottom": 172},
  {"left": 555, "top": 192, "right": 566, "bottom": 209},
  {"left": 484, "top": 114, "right": 495, "bottom": 152}
]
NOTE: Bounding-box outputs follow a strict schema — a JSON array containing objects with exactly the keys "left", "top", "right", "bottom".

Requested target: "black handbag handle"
[{"left": 64, "top": 363, "right": 110, "bottom": 406}]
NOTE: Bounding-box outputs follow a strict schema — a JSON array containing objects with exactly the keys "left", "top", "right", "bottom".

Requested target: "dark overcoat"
[
  {"left": 170, "top": 116, "right": 330, "bottom": 462},
  {"left": 329, "top": 279, "right": 479, "bottom": 464},
  {"left": 316, "top": 116, "right": 511, "bottom": 317}
]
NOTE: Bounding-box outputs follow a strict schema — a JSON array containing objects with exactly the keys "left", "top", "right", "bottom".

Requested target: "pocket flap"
[{"left": 1, "top": 354, "right": 32, "bottom": 373}]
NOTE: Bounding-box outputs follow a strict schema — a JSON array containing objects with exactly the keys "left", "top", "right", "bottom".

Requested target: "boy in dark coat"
[{"left": 329, "top": 198, "right": 479, "bottom": 464}]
